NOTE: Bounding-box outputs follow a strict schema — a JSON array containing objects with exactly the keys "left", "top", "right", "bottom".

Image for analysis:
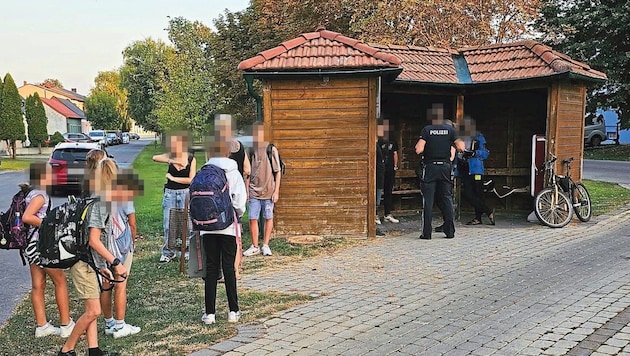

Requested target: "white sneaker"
[
  {"left": 60, "top": 319, "right": 75, "bottom": 338},
  {"left": 243, "top": 245, "right": 260, "bottom": 256},
  {"left": 261, "top": 245, "right": 272, "bottom": 256},
  {"left": 105, "top": 323, "right": 115, "bottom": 336},
  {"left": 159, "top": 254, "right": 173, "bottom": 263},
  {"left": 35, "top": 322, "right": 61, "bottom": 337},
  {"left": 201, "top": 313, "right": 216, "bottom": 325},
  {"left": 375, "top": 217, "right": 382, "bottom": 225},
  {"left": 112, "top": 323, "right": 141, "bottom": 339},
  {"left": 228, "top": 311, "right": 241, "bottom": 323},
  {"left": 384, "top": 214, "right": 400, "bottom": 223}
]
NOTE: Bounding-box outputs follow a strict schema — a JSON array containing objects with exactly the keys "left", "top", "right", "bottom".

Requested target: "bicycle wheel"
[
  {"left": 534, "top": 187, "right": 573, "bottom": 228},
  {"left": 572, "top": 182, "right": 592, "bottom": 222}
]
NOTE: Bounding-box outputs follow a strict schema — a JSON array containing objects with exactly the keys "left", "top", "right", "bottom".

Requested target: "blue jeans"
[{"left": 162, "top": 188, "right": 189, "bottom": 257}]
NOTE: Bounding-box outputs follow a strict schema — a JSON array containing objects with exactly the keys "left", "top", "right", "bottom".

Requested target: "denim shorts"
[{"left": 249, "top": 198, "right": 274, "bottom": 220}]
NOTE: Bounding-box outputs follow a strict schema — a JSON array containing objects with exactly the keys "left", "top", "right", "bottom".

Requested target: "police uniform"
[{"left": 417, "top": 124, "right": 458, "bottom": 239}]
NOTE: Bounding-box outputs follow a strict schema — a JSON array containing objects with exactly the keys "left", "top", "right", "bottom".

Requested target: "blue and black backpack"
[{"left": 189, "top": 164, "right": 234, "bottom": 231}]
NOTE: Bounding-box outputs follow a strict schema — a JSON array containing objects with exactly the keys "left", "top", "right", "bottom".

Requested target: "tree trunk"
[
  {"left": 10, "top": 140, "right": 16, "bottom": 159},
  {"left": 38, "top": 142, "right": 42, "bottom": 154}
]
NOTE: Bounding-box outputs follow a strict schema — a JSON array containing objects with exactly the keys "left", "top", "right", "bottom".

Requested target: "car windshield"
[
  {"left": 90, "top": 132, "right": 104, "bottom": 137},
  {"left": 51, "top": 148, "right": 92, "bottom": 162}
]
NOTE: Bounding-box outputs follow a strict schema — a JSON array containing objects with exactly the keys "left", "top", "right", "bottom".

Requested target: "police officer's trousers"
[{"left": 420, "top": 163, "right": 455, "bottom": 238}]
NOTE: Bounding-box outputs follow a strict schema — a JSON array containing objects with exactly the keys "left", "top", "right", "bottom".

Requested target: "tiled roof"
[
  {"left": 41, "top": 97, "right": 83, "bottom": 119},
  {"left": 56, "top": 98, "right": 86, "bottom": 119},
  {"left": 240, "top": 31, "right": 606, "bottom": 84},
  {"left": 460, "top": 40, "right": 607, "bottom": 83},
  {"left": 237, "top": 29, "right": 401, "bottom": 71},
  {"left": 32, "top": 83, "right": 86, "bottom": 101},
  {"left": 371, "top": 44, "right": 459, "bottom": 83}
]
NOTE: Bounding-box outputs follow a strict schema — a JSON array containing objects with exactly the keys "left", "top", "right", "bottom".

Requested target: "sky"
[{"left": 0, "top": 0, "right": 250, "bottom": 95}]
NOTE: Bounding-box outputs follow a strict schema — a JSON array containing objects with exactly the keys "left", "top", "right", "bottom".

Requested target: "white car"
[
  {"left": 88, "top": 130, "right": 108, "bottom": 147},
  {"left": 122, "top": 132, "right": 130, "bottom": 144}
]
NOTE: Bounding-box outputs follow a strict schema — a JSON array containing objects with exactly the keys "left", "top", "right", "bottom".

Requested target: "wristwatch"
[{"left": 110, "top": 258, "right": 121, "bottom": 267}]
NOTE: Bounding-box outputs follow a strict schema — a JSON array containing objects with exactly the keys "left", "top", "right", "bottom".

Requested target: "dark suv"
[{"left": 48, "top": 142, "right": 109, "bottom": 193}]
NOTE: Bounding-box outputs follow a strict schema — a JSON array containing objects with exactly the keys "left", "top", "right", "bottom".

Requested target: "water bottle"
[{"left": 12, "top": 212, "right": 22, "bottom": 235}]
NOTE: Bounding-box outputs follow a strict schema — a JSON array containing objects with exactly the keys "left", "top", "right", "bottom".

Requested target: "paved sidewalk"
[{"left": 193, "top": 207, "right": 630, "bottom": 356}]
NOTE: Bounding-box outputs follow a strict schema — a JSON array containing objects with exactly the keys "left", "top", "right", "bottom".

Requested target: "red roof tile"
[
  {"left": 239, "top": 31, "right": 606, "bottom": 83},
  {"left": 41, "top": 97, "right": 83, "bottom": 119},
  {"left": 461, "top": 40, "right": 606, "bottom": 83},
  {"left": 237, "top": 28, "right": 401, "bottom": 71}
]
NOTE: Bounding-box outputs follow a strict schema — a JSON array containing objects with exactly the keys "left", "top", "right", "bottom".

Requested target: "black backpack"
[
  {"left": 0, "top": 186, "right": 34, "bottom": 251},
  {"left": 33, "top": 196, "right": 99, "bottom": 269},
  {"left": 266, "top": 143, "right": 286, "bottom": 178}
]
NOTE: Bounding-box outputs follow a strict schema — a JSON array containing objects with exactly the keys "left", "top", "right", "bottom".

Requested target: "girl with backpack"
[{"left": 22, "top": 162, "right": 74, "bottom": 338}]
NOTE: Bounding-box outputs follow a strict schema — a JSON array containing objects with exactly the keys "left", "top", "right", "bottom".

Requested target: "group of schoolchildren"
[
  {"left": 152, "top": 118, "right": 282, "bottom": 326},
  {"left": 22, "top": 150, "right": 141, "bottom": 356},
  {"left": 16, "top": 117, "right": 283, "bottom": 355}
]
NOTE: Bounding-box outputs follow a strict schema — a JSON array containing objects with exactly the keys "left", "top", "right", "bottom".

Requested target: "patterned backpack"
[
  {"left": 0, "top": 186, "right": 34, "bottom": 251},
  {"left": 189, "top": 164, "right": 234, "bottom": 231}
]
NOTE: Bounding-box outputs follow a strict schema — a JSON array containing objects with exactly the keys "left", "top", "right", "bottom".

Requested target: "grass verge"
[
  {"left": 0, "top": 157, "right": 47, "bottom": 171},
  {"left": 584, "top": 144, "right": 630, "bottom": 161},
  {"left": 583, "top": 179, "right": 630, "bottom": 216},
  {"left": 0, "top": 144, "right": 360, "bottom": 355}
]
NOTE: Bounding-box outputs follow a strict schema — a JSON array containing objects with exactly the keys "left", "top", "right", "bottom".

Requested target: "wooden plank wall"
[
  {"left": 265, "top": 77, "right": 374, "bottom": 238},
  {"left": 548, "top": 80, "right": 586, "bottom": 181}
]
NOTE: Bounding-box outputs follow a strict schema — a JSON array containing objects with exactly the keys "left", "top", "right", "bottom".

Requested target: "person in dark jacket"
[{"left": 458, "top": 132, "right": 495, "bottom": 225}]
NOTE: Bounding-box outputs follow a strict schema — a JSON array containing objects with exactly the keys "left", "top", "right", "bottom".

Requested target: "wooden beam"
[{"left": 368, "top": 77, "right": 377, "bottom": 238}]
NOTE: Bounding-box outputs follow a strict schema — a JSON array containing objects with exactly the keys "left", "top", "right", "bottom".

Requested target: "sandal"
[
  {"left": 487, "top": 209, "right": 496, "bottom": 225},
  {"left": 466, "top": 219, "right": 482, "bottom": 225}
]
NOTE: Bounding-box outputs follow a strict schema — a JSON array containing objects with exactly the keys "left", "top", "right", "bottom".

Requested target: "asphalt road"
[
  {"left": 583, "top": 159, "right": 630, "bottom": 189},
  {"left": 0, "top": 139, "right": 151, "bottom": 326}
]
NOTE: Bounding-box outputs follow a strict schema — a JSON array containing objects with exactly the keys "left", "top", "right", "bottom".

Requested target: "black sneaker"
[
  {"left": 376, "top": 229, "right": 385, "bottom": 237},
  {"left": 434, "top": 225, "right": 444, "bottom": 233},
  {"left": 58, "top": 350, "right": 76, "bottom": 356},
  {"left": 419, "top": 235, "right": 431, "bottom": 240}
]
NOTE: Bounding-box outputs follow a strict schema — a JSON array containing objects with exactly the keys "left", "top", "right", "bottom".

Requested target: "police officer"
[{"left": 415, "top": 118, "right": 465, "bottom": 239}]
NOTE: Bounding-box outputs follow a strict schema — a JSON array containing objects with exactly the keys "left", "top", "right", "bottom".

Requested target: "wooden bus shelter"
[{"left": 238, "top": 29, "right": 607, "bottom": 239}]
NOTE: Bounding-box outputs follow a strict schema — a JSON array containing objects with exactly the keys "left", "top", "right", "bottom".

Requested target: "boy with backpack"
[
  {"left": 58, "top": 157, "right": 125, "bottom": 356},
  {"left": 243, "top": 122, "right": 283, "bottom": 257}
]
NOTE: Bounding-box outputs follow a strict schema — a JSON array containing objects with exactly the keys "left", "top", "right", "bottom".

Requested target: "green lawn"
[
  {"left": 0, "top": 157, "right": 46, "bottom": 171},
  {"left": 583, "top": 179, "right": 630, "bottom": 216},
  {"left": 584, "top": 144, "right": 630, "bottom": 161}
]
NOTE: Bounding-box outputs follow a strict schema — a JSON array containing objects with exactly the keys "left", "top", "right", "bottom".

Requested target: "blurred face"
[
  {"left": 212, "top": 117, "right": 233, "bottom": 156},
  {"left": 253, "top": 124, "right": 265, "bottom": 150},
  {"left": 168, "top": 133, "right": 188, "bottom": 154},
  {"left": 39, "top": 164, "right": 53, "bottom": 188},
  {"left": 109, "top": 185, "right": 135, "bottom": 202}
]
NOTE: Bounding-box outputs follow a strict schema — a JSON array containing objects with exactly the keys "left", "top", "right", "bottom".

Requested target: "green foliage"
[
  {"left": 584, "top": 144, "right": 630, "bottom": 161},
  {"left": 92, "top": 70, "right": 130, "bottom": 126},
  {"left": 85, "top": 91, "right": 122, "bottom": 130},
  {"left": 536, "top": 0, "right": 630, "bottom": 129},
  {"left": 0, "top": 73, "right": 26, "bottom": 158},
  {"left": 24, "top": 92, "right": 48, "bottom": 148},
  {"left": 120, "top": 38, "right": 173, "bottom": 134},
  {"left": 50, "top": 131, "right": 65, "bottom": 145}
]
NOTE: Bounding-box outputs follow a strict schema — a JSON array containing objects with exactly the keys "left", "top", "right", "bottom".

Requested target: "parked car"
[
  {"left": 584, "top": 114, "right": 607, "bottom": 146},
  {"left": 106, "top": 132, "right": 119, "bottom": 145},
  {"left": 129, "top": 132, "right": 140, "bottom": 140},
  {"left": 48, "top": 142, "right": 111, "bottom": 193},
  {"left": 88, "top": 130, "right": 108, "bottom": 147},
  {"left": 121, "top": 132, "right": 130, "bottom": 144},
  {"left": 63, "top": 132, "right": 94, "bottom": 143}
]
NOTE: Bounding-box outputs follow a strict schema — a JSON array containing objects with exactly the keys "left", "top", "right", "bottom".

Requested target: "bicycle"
[{"left": 534, "top": 154, "right": 592, "bottom": 228}]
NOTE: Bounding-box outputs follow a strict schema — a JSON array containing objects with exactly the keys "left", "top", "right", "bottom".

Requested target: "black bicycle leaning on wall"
[{"left": 534, "top": 154, "right": 592, "bottom": 228}]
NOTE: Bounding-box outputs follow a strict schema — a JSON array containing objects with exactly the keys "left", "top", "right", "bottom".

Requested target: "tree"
[
  {"left": 536, "top": 0, "right": 630, "bottom": 129},
  {"left": 0, "top": 73, "right": 26, "bottom": 159},
  {"left": 155, "top": 17, "right": 217, "bottom": 134},
  {"left": 84, "top": 91, "right": 122, "bottom": 130},
  {"left": 25, "top": 92, "right": 48, "bottom": 154},
  {"left": 39, "top": 78, "right": 63, "bottom": 88},
  {"left": 120, "top": 38, "right": 173, "bottom": 134},
  {"left": 91, "top": 70, "right": 130, "bottom": 129}
]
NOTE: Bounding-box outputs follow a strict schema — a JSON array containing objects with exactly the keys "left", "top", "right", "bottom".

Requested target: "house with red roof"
[
  {"left": 239, "top": 29, "right": 606, "bottom": 238},
  {"left": 40, "top": 97, "right": 87, "bottom": 135},
  {"left": 18, "top": 82, "right": 86, "bottom": 110}
]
